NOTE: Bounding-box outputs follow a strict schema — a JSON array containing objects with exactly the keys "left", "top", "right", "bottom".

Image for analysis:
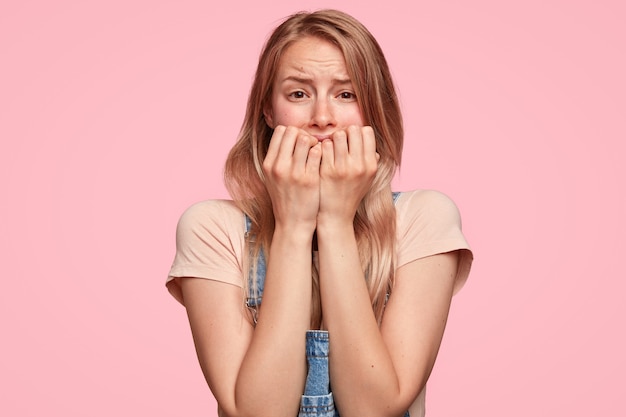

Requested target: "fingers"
[
  {"left": 263, "top": 126, "right": 318, "bottom": 178},
  {"left": 361, "top": 126, "right": 378, "bottom": 170},
  {"left": 264, "top": 125, "right": 377, "bottom": 180},
  {"left": 262, "top": 126, "right": 321, "bottom": 229},
  {"left": 360, "top": 126, "right": 376, "bottom": 157},
  {"left": 321, "top": 125, "right": 377, "bottom": 171},
  {"left": 293, "top": 130, "right": 318, "bottom": 169},
  {"left": 306, "top": 142, "right": 322, "bottom": 175},
  {"left": 346, "top": 125, "right": 363, "bottom": 160},
  {"left": 331, "top": 129, "right": 349, "bottom": 166},
  {"left": 320, "top": 132, "right": 336, "bottom": 171},
  {"left": 263, "top": 125, "right": 286, "bottom": 168}
]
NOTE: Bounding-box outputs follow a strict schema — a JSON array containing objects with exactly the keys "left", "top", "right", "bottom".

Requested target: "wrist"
[
  {"left": 273, "top": 223, "right": 316, "bottom": 247},
  {"left": 315, "top": 216, "right": 355, "bottom": 239}
]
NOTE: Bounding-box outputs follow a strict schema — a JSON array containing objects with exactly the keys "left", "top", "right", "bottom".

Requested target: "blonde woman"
[{"left": 167, "top": 9, "right": 472, "bottom": 417}]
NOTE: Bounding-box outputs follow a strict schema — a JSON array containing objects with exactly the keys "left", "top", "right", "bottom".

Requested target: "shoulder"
[
  {"left": 176, "top": 199, "right": 244, "bottom": 235},
  {"left": 394, "top": 189, "right": 463, "bottom": 229},
  {"left": 178, "top": 199, "right": 243, "bottom": 223},
  {"left": 168, "top": 199, "right": 247, "bottom": 300},
  {"left": 394, "top": 189, "right": 472, "bottom": 293},
  {"left": 174, "top": 199, "right": 247, "bottom": 258}
]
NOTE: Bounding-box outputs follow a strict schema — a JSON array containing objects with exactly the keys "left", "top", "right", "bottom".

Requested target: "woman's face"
[{"left": 265, "top": 36, "right": 364, "bottom": 140}]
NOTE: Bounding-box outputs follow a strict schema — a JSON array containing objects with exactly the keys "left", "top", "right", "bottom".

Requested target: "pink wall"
[{"left": 1, "top": 0, "right": 624, "bottom": 415}]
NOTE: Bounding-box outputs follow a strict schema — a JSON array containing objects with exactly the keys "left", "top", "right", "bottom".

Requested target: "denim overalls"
[{"left": 244, "top": 193, "right": 409, "bottom": 417}]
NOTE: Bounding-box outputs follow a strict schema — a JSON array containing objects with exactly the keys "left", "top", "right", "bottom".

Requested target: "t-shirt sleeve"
[
  {"left": 396, "top": 190, "right": 473, "bottom": 295},
  {"left": 166, "top": 200, "right": 246, "bottom": 305}
]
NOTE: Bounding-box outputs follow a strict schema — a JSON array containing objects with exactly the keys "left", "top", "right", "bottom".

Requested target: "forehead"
[{"left": 276, "top": 36, "right": 349, "bottom": 78}]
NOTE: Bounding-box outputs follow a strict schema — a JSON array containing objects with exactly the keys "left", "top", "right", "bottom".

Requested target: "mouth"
[{"left": 313, "top": 134, "right": 332, "bottom": 142}]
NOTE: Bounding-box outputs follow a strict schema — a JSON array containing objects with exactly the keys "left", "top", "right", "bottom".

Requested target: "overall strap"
[{"left": 244, "top": 215, "right": 266, "bottom": 314}]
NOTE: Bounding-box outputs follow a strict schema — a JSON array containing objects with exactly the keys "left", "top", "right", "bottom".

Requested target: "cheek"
[
  {"left": 274, "top": 104, "right": 306, "bottom": 126},
  {"left": 347, "top": 108, "right": 365, "bottom": 126},
  {"left": 273, "top": 111, "right": 292, "bottom": 126}
]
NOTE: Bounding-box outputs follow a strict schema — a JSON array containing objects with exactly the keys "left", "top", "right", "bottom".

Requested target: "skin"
[{"left": 181, "top": 36, "right": 460, "bottom": 417}]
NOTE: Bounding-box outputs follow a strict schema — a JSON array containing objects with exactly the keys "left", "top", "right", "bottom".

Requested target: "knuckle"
[
  {"left": 284, "top": 126, "right": 298, "bottom": 136},
  {"left": 308, "top": 145, "right": 321, "bottom": 157},
  {"left": 270, "top": 126, "right": 286, "bottom": 141},
  {"left": 333, "top": 130, "right": 347, "bottom": 141},
  {"left": 268, "top": 162, "right": 288, "bottom": 179},
  {"left": 366, "top": 164, "right": 378, "bottom": 176},
  {"left": 272, "top": 163, "right": 288, "bottom": 177},
  {"left": 296, "top": 134, "right": 311, "bottom": 147},
  {"left": 354, "top": 166, "right": 366, "bottom": 177}
]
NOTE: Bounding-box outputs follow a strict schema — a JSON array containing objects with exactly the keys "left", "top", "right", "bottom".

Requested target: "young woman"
[{"left": 167, "top": 9, "right": 472, "bottom": 417}]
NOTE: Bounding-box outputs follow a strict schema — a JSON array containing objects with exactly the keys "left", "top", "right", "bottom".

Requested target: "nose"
[{"left": 310, "top": 98, "right": 335, "bottom": 129}]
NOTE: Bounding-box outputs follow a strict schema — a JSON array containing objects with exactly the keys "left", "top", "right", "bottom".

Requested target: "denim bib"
[{"left": 244, "top": 192, "right": 409, "bottom": 416}]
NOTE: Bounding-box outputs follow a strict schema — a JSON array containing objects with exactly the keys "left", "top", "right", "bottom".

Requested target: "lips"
[{"left": 313, "top": 134, "right": 332, "bottom": 142}]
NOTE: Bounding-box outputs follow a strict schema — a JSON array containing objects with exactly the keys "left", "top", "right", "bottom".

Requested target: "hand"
[
  {"left": 318, "top": 125, "right": 378, "bottom": 225},
  {"left": 262, "top": 126, "right": 322, "bottom": 233}
]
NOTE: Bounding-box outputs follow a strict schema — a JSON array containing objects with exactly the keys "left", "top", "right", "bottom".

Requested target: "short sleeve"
[
  {"left": 166, "top": 200, "right": 246, "bottom": 305},
  {"left": 395, "top": 190, "right": 473, "bottom": 294}
]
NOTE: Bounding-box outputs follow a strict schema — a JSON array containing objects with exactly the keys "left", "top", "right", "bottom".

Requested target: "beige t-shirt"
[{"left": 166, "top": 189, "right": 473, "bottom": 416}]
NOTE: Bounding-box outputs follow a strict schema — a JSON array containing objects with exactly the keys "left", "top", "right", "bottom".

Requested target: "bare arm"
[
  {"left": 316, "top": 233, "right": 458, "bottom": 416},
  {"left": 317, "top": 126, "right": 459, "bottom": 416},
  {"left": 181, "top": 230, "right": 313, "bottom": 417},
  {"left": 181, "top": 126, "right": 322, "bottom": 417}
]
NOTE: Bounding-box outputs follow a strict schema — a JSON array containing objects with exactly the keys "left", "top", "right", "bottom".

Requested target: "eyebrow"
[{"left": 280, "top": 75, "right": 353, "bottom": 86}]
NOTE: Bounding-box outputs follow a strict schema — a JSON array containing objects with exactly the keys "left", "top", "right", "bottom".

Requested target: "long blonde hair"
[{"left": 224, "top": 9, "right": 404, "bottom": 327}]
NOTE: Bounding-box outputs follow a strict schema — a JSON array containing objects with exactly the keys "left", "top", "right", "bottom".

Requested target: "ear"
[{"left": 263, "top": 106, "right": 274, "bottom": 128}]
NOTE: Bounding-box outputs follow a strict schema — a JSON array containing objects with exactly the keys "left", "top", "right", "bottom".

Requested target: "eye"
[
  {"left": 288, "top": 90, "right": 307, "bottom": 100},
  {"left": 338, "top": 91, "right": 357, "bottom": 100}
]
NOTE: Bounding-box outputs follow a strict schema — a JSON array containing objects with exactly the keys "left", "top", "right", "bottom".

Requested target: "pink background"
[{"left": 1, "top": 0, "right": 624, "bottom": 415}]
